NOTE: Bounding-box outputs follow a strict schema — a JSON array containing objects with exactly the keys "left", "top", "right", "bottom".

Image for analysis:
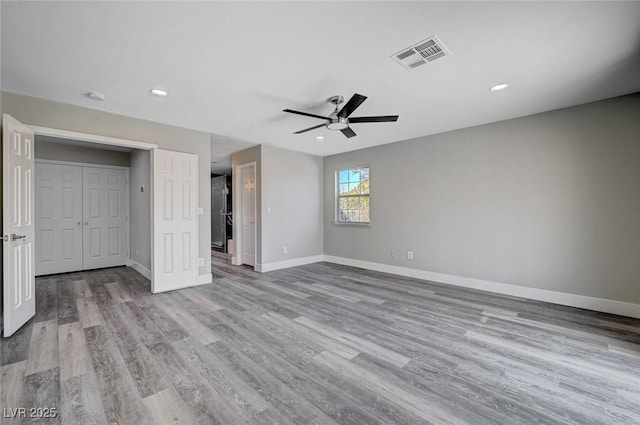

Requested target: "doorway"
[{"left": 211, "top": 174, "right": 231, "bottom": 254}]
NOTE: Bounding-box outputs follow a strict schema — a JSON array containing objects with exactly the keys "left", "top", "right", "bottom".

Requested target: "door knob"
[{"left": 11, "top": 234, "right": 26, "bottom": 241}]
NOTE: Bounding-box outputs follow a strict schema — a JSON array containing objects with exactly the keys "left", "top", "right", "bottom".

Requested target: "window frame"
[{"left": 335, "top": 166, "right": 371, "bottom": 225}]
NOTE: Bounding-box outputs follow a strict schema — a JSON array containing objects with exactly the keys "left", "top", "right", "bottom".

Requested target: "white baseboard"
[
  {"left": 198, "top": 273, "right": 213, "bottom": 285},
  {"left": 127, "top": 259, "right": 151, "bottom": 280},
  {"left": 151, "top": 279, "right": 209, "bottom": 294},
  {"left": 323, "top": 255, "right": 640, "bottom": 319},
  {"left": 240, "top": 252, "right": 639, "bottom": 318},
  {"left": 127, "top": 260, "right": 212, "bottom": 287},
  {"left": 257, "top": 255, "right": 326, "bottom": 273}
]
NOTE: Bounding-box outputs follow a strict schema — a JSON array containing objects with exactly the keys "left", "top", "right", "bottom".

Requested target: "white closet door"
[
  {"left": 83, "top": 167, "right": 128, "bottom": 270},
  {"left": 35, "top": 163, "right": 83, "bottom": 275},
  {"left": 152, "top": 149, "right": 198, "bottom": 293}
]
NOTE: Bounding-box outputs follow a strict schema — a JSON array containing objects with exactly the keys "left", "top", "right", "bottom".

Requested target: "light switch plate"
[
  {"left": 198, "top": 258, "right": 204, "bottom": 267},
  {"left": 197, "top": 207, "right": 204, "bottom": 215}
]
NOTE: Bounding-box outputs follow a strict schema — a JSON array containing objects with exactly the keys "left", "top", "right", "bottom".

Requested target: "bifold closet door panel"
[
  {"left": 35, "top": 163, "right": 83, "bottom": 275},
  {"left": 83, "top": 167, "right": 128, "bottom": 270}
]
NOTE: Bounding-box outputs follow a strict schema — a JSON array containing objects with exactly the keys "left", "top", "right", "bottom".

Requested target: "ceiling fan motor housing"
[
  {"left": 327, "top": 116, "right": 349, "bottom": 130},
  {"left": 326, "top": 95, "right": 349, "bottom": 129}
]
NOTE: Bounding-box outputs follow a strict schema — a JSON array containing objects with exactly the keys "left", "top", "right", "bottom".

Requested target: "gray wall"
[
  {"left": 130, "top": 149, "right": 151, "bottom": 270},
  {"left": 231, "top": 144, "right": 324, "bottom": 267},
  {"left": 35, "top": 140, "right": 130, "bottom": 166},
  {"left": 261, "top": 145, "right": 323, "bottom": 264},
  {"left": 324, "top": 93, "right": 640, "bottom": 304},
  {"left": 0, "top": 12, "right": 3, "bottom": 317},
  {"left": 2, "top": 91, "right": 212, "bottom": 279},
  {"left": 231, "top": 145, "right": 261, "bottom": 264}
]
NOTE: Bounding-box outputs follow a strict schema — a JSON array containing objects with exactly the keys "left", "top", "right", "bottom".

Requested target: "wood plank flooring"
[{"left": 2, "top": 258, "right": 640, "bottom": 425}]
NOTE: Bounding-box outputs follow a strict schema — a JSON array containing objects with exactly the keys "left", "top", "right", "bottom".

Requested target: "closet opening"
[{"left": 33, "top": 135, "right": 152, "bottom": 278}]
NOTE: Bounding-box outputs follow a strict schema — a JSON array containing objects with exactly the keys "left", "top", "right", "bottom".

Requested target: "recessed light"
[
  {"left": 315, "top": 135, "right": 325, "bottom": 142},
  {"left": 150, "top": 88, "right": 168, "bottom": 97},
  {"left": 86, "top": 91, "right": 105, "bottom": 101},
  {"left": 490, "top": 83, "right": 509, "bottom": 92}
]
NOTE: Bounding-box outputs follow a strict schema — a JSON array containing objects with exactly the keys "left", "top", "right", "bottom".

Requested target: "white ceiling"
[
  {"left": 2, "top": 1, "right": 640, "bottom": 165},
  {"left": 210, "top": 133, "right": 257, "bottom": 175}
]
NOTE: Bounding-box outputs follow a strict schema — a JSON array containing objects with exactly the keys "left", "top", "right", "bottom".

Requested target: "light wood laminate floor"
[{"left": 2, "top": 259, "right": 640, "bottom": 425}]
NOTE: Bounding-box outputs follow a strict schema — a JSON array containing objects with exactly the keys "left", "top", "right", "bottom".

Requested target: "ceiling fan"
[{"left": 283, "top": 93, "right": 399, "bottom": 138}]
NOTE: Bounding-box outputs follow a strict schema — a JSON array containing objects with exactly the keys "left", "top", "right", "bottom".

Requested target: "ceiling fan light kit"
[{"left": 283, "top": 93, "right": 399, "bottom": 139}]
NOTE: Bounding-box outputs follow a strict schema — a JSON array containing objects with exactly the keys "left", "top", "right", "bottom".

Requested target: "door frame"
[
  {"left": 34, "top": 159, "right": 131, "bottom": 276},
  {"left": 233, "top": 161, "right": 257, "bottom": 268},
  {"left": 28, "top": 125, "right": 157, "bottom": 284}
]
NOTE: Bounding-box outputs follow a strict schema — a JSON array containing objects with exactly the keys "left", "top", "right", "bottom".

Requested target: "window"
[{"left": 336, "top": 167, "right": 370, "bottom": 224}]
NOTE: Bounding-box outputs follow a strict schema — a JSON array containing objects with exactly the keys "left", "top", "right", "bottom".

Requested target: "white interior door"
[
  {"left": 3, "top": 114, "right": 36, "bottom": 337},
  {"left": 35, "top": 163, "right": 83, "bottom": 275},
  {"left": 152, "top": 149, "right": 198, "bottom": 293},
  {"left": 241, "top": 165, "right": 256, "bottom": 266},
  {"left": 83, "top": 166, "right": 128, "bottom": 270}
]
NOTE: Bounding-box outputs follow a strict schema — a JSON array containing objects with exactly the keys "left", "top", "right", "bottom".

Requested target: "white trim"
[
  {"left": 256, "top": 255, "right": 325, "bottom": 273},
  {"left": 198, "top": 274, "right": 213, "bottom": 285},
  {"left": 231, "top": 250, "right": 640, "bottom": 318},
  {"left": 127, "top": 260, "right": 151, "bottom": 280},
  {"left": 151, "top": 279, "right": 208, "bottom": 294},
  {"left": 30, "top": 125, "right": 158, "bottom": 150},
  {"left": 323, "top": 255, "right": 640, "bottom": 319},
  {"left": 35, "top": 158, "right": 129, "bottom": 170}
]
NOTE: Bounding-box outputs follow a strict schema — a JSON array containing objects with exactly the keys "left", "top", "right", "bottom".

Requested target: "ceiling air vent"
[{"left": 391, "top": 36, "right": 450, "bottom": 70}]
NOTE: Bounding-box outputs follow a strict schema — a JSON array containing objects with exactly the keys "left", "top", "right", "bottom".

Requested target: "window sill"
[{"left": 332, "top": 221, "right": 371, "bottom": 227}]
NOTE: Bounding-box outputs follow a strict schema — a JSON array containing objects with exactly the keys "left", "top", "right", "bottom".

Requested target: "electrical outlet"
[
  {"left": 391, "top": 249, "right": 397, "bottom": 258},
  {"left": 283, "top": 246, "right": 288, "bottom": 254},
  {"left": 198, "top": 258, "right": 204, "bottom": 267},
  {"left": 407, "top": 251, "right": 414, "bottom": 260}
]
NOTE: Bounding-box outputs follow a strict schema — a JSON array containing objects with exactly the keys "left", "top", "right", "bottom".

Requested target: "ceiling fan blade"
[
  {"left": 283, "top": 109, "right": 329, "bottom": 120},
  {"left": 293, "top": 123, "right": 326, "bottom": 134},
  {"left": 337, "top": 93, "right": 367, "bottom": 118},
  {"left": 348, "top": 115, "right": 399, "bottom": 123},
  {"left": 341, "top": 127, "right": 357, "bottom": 138}
]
